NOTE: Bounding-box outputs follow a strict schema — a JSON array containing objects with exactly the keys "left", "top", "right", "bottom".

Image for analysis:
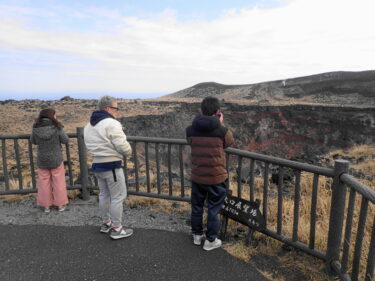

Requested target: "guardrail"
[{"left": 0, "top": 128, "right": 373, "bottom": 281}]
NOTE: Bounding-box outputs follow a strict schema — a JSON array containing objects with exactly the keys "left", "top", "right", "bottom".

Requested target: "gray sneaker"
[
  {"left": 203, "top": 238, "right": 222, "bottom": 251},
  {"left": 193, "top": 234, "right": 204, "bottom": 245},
  {"left": 110, "top": 227, "right": 133, "bottom": 240},
  {"left": 100, "top": 223, "right": 112, "bottom": 233}
]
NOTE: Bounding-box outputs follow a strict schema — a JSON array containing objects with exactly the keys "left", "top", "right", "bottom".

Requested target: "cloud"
[
  {"left": 0, "top": 0, "right": 374, "bottom": 94},
  {"left": 0, "top": 3, "right": 57, "bottom": 19}
]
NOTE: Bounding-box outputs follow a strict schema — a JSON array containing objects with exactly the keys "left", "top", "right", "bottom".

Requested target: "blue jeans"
[{"left": 191, "top": 181, "right": 227, "bottom": 242}]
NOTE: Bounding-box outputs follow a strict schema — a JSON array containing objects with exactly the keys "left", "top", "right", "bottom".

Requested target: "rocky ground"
[{"left": 0, "top": 195, "right": 191, "bottom": 234}]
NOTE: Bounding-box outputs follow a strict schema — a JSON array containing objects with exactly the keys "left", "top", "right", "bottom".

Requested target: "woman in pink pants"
[{"left": 31, "top": 108, "right": 69, "bottom": 213}]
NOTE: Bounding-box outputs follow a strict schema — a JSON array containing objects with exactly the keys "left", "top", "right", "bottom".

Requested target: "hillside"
[
  {"left": 0, "top": 70, "right": 374, "bottom": 165},
  {"left": 0, "top": 71, "right": 373, "bottom": 281},
  {"left": 163, "top": 70, "right": 375, "bottom": 107}
]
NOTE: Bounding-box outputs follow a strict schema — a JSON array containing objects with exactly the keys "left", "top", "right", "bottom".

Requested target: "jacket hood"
[
  {"left": 192, "top": 115, "right": 221, "bottom": 132},
  {"left": 32, "top": 119, "right": 57, "bottom": 140},
  {"left": 90, "top": 110, "right": 114, "bottom": 126}
]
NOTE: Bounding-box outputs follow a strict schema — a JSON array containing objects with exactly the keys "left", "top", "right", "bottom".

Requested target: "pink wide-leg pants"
[{"left": 37, "top": 162, "right": 68, "bottom": 208}]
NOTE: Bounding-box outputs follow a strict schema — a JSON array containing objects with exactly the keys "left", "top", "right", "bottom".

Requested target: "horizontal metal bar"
[
  {"left": 0, "top": 133, "right": 78, "bottom": 139},
  {"left": 78, "top": 186, "right": 191, "bottom": 203},
  {"left": 0, "top": 186, "right": 192, "bottom": 204},
  {"left": 0, "top": 189, "right": 38, "bottom": 195},
  {"left": 225, "top": 147, "right": 335, "bottom": 177},
  {"left": 0, "top": 133, "right": 183, "bottom": 146},
  {"left": 0, "top": 134, "right": 30, "bottom": 139},
  {"left": 261, "top": 228, "right": 326, "bottom": 260},
  {"left": 127, "top": 190, "right": 190, "bottom": 202},
  {"left": 84, "top": 186, "right": 191, "bottom": 202},
  {"left": 341, "top": 173, "right": 375, "bottom": 203},
  {"left": 127, "top": 136, "right": 187, "bottom": 145},
  {"left": 0, "top": 185, "right": 86, "bottom": 195}
]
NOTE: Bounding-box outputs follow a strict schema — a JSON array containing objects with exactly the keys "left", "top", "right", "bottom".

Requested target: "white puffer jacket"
[{"left": 84, "top": 117, "right": 132, "bottom": 163}]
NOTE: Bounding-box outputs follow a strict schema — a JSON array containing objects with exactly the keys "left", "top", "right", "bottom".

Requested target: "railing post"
[
  {"left": 326, "top": 159, "right": 349, "bottom": 275},
  {"left": 77, "top": 127, "right": 90, "bottom": 201}
]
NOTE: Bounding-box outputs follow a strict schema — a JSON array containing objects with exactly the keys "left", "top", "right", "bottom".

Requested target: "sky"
[{"left": 0, "top": 0, "right": 374, "bottom": 100}]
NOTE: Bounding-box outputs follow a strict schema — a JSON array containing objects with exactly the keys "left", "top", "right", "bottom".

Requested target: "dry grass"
[
  {"left": 227, "top": 173, "right": 333, "bottom": 251},
  {"left": 222, "top": 175, "right": 334, "bottom": 280},
  {"left": 223, "top": 241, "right": 253, "bottom": 261},
  {"left": 223, "top": 239, "right": 331, "bottom": 281},
  {"left": 0, "top": 99, "right": 181, "bottom": 135},
  {"left": 0, "top": 193, "right": 36, "bottom": 203},
  {"left": 326, "top": 145, "right": 375, "bottom": 189},
  {"left": 221, "top": 145, "right": 374, "bottom": 280},
  {"left": 125, "top": 195, "right": 190, "bottom": 215},
  {"left": 67, "top": 189, "right": 81, "bottom": 200},
  {"left": 125, "top": 196, "right": 161, "bottom": 208}
]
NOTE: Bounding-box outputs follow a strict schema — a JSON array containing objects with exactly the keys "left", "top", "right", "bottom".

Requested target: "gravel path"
[{"left": 0, "top": 195, "right": 191, "bottom": 234}]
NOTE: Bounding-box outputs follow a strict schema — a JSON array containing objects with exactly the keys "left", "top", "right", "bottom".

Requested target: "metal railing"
[
  {"left": 329, "top": 172, "right": 375, "bottom": 281},
  {"left": 0, "top": 128, "right": 374, "bottom": 281}
]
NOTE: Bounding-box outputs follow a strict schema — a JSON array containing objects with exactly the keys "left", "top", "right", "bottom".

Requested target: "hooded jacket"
[
  {"left": 30, "top": 118, "right": 69, "bottom": 169},
  {"left": 186, "top": 115, "right": 234, "bottom": 185},
  {"left": 84, "top": 110, "right": 132, "bottom": 163}
]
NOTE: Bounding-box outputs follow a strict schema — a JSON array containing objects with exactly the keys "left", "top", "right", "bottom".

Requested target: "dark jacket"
[
  {"left": 89, "top": 110, "right": 114, "bottom": 126},
  {"left": 31, "top": 118, "right": 69, "bottom": 169},
  {"left": 186, "top": 115, "right": 234, "bottom": 185}
]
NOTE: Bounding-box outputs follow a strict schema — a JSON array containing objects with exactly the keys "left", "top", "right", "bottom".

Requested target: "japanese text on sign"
[{"left": 221, "top": 195, "right": 265, "bottom": 230}]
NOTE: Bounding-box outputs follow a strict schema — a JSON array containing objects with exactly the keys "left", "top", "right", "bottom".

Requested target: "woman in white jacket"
[{"left": 84, "top": 95, "right": 133, "bottom": 240}]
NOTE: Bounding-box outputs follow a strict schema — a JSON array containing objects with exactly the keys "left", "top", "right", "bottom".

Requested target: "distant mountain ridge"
[{"left": 165, "top": 70, "right": 375, "bottom": 107}]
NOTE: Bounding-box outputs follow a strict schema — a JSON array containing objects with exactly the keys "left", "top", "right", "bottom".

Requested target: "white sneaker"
[
  {"left": 203, "top": 238, "right": 222, "bottom": 251},
  {"left": 193, "top": 234, "right": 204, "bottom": 245}
]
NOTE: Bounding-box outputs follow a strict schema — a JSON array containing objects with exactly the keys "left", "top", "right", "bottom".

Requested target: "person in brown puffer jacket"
[{"left": 186, "top": 96, "right": 234, "bottom": 251}]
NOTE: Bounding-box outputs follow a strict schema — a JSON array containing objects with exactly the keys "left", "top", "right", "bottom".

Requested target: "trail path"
[{"left": 0, "top": 196, "right": 269, "bottom": 281}]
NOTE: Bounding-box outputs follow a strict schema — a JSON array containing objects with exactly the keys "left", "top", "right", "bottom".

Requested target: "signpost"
[{"left": 220, "top": 194, "right": 265, "bottom": 245}]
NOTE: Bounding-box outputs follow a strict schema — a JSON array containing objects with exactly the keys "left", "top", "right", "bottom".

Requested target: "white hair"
[{"left": 98, "top": 95, "right": 116, "bottom": 110}]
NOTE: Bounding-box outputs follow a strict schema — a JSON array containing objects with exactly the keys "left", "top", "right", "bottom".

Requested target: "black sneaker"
[{"left": 109, "top": 227, "right": 133, "bottom": 240}]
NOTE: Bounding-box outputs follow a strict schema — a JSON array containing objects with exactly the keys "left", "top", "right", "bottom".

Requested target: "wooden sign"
[{"left": 221, "top": 195, "right": 265, "bottom": 231}]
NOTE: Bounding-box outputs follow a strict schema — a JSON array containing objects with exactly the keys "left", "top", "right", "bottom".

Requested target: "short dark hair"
[{"left": 201, "top": 96, "right": 220, "bottom": 116}]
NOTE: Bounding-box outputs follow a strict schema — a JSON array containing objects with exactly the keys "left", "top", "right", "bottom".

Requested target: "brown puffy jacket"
[{"left": 186, "top": 115, "right": 234, "bottom": 185}]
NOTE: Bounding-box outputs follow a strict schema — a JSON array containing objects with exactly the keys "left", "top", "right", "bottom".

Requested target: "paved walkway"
[{"left": 0, "top": 225, "right": 269, "bottom": 281}]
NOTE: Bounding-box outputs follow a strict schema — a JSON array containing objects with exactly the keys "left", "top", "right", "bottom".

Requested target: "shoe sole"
[
  {"left": 110, "top": 232, "right": 133, "bottom": 240},
  {"left": 100, "top": 229, "right": 111, "bottom": 234},
  {"left": 203, "top": 245, "right": 221, "bottom": 251},
  {"left": 203, "top": 242, "right": 222, "bottom": 251}
]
